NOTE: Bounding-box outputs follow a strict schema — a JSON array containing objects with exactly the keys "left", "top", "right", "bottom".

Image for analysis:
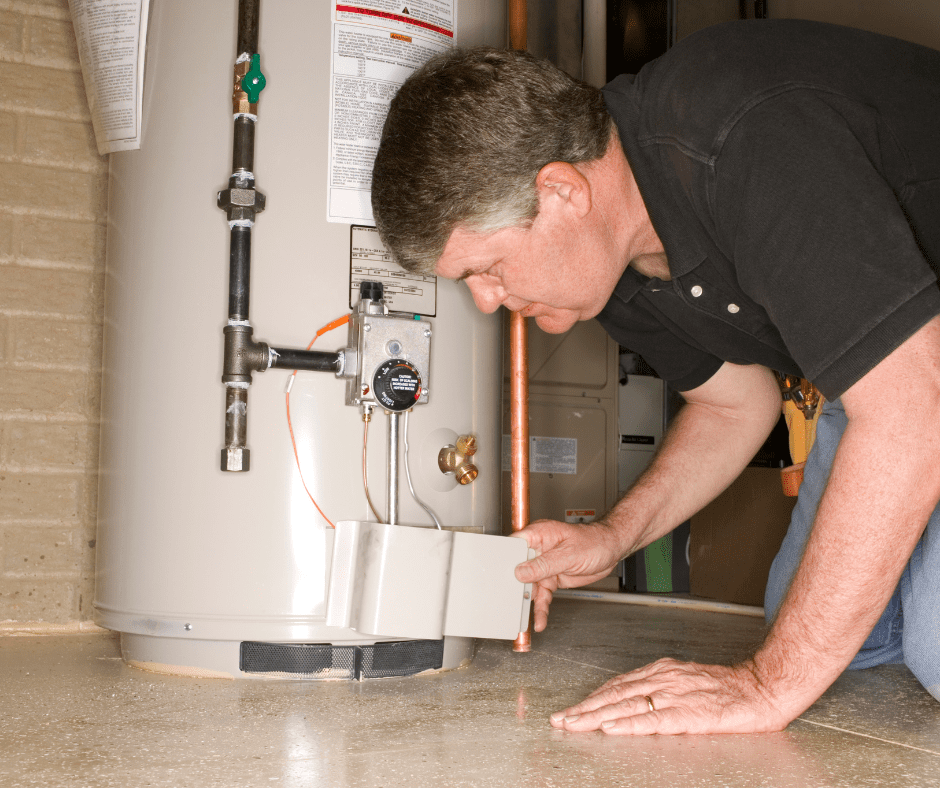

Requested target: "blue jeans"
[{"left": 764, "top": 398, "right": 940, "bottom": 700}]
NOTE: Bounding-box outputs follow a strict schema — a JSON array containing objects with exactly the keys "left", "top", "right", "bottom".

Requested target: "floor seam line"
[
  {"left": 798, "top": 718, "right": 940, "bottom": 756},
  {"left": 529, "top": 650, "right": 620, "bottom": 675}
]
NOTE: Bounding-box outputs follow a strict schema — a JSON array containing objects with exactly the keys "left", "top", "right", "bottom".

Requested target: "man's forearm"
[{"left": 754, "top": 404, "right": 940, "bottom": 716}]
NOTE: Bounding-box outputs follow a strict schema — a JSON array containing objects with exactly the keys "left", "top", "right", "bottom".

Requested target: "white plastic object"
[{"left": 327, "top": 521, "right": 534, "bottom": 641}]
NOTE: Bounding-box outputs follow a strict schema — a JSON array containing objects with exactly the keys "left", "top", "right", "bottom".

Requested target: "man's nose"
[{"left": 465, "top": 276, "right": 505, "bottom": 314}]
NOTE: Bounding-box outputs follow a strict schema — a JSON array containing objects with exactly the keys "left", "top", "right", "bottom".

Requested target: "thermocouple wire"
[
  {"left": 403, "top": 410, "right": 442, "bottom": 529},
  {"left": 284, "top": 314, "right": 350, "bottom": 528}
]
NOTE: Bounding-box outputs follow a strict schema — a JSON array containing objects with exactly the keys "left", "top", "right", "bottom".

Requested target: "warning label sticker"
[
  {"left": 565, "top": 510, "right": 597, "bottom": 523},
  {"left": 328, "top": 1, "right": 455, "bottom": 224},
  {"left": 501, "top": 435, "right": 578, "bottom": 476},
  {"left": 349, "top": 225, "right": 437, "bottom": 316}
]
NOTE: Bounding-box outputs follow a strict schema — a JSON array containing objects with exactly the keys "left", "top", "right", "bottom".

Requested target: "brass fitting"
[
  {"left": 233, "top": 59, "right": 257, "bottom": 115},
  {"left": 438, "top": 434, "right": 479, "bottom": 485}
]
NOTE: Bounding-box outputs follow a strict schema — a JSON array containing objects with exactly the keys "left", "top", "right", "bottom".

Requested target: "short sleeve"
[
  {"left": 713, "top": 89, "right": 940, "bottom": 399},
  {"left": 596, "top": 286, "right": 724, "bottom": 391}
]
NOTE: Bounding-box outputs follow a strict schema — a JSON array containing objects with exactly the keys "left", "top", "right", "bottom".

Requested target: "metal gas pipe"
[{"left": 219, "top": 0, "right": 343, "bottom": 472}]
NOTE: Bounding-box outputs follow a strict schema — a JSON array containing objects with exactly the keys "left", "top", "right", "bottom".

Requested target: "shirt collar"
[
  {"left": 602, "top": 75, "right": 709, "bottom": 281},
  {"left": 608, "top": 266, "right": 653, "bottom": 306}
]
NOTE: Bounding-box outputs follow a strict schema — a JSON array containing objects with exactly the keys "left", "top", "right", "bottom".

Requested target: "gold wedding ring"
[{"left": 645, "top": 695, "right": 656, "bottom": 712}]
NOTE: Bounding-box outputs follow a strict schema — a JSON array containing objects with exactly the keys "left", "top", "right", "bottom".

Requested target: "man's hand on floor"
[{"left": 549, "top": 657, "right": 794, "bottom": 735}]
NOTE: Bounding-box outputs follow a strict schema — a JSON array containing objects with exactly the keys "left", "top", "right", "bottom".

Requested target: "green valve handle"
[{"left": 241, "top": 54, "right": 266, "bottom": 103}]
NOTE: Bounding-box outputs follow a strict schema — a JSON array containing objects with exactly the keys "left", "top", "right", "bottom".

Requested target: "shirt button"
[
  {"left": 727, "top": 303, "right": 740, "bottom": 314},
  {"left": 690, "top": 285, "right": 703, "bottom": 297}
]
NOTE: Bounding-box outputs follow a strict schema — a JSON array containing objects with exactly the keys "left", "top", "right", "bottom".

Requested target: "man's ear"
[{"left": 535, "top": 161, "right": 592, "bottom": 219}]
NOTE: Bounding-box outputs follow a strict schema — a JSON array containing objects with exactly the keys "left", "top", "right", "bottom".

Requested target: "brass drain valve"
[{"left": 438, "top": 435, "right": 479, "bottom": 485}]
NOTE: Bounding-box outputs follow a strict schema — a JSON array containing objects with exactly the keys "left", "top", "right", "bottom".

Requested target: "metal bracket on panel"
[{"left": 326, "top": 521, "right": 534, "bottom": 641}]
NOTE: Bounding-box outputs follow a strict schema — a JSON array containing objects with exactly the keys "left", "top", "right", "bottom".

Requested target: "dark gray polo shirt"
[{"left": 596, "top": 20, "right": 940, "bottom": 399}]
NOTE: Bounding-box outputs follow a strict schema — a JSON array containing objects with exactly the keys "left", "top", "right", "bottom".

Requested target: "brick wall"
[{"left": 0, "top": 0, "right": 107, "bottom": 623}]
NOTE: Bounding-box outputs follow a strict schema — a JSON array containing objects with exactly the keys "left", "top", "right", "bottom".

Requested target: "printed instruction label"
[
  {"left": 68, "top": 0, "right": 149, "bottom": 154},
  {"left": 501, "top": 435, "right": 578, "bottom": 475},
  {"left": 350, "top": 226, "right": 437, "bottom": 315},
  {"left": 327, "top": 1, "right": 455, "bottom": 224}
]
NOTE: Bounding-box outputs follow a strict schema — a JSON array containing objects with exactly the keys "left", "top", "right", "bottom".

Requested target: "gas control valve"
[{"left": 340, "top": 281, "right": 431, "bottom": 412}]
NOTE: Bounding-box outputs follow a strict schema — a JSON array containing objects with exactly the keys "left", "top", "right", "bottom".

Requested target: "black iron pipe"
[
  {"left": 269, "top": 347, "right": 343, "bottom": 373},
  {"left": 224, "top": 388, "right": 249, "bottom": 444},
  {"left": 237, "top": 0, "right": 260, "bottom": 55},
  {"left": 228, "top": 225, "right": 251, "bottom": 321},
  {"left": 232, "top": 116, "right": 255, "bottom": 175},
  {"left": 221, "top": 0, "right": 262, "bottom": 473}
]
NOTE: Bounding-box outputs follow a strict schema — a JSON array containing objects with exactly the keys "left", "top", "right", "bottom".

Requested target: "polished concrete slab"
[{"left": 2, "top": 598, "right": 939, "bottom": 787}]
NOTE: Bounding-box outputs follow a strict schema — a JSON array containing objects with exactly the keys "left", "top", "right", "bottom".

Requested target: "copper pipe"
[
  {"left": 509, "top": 0, "right": 527, "bottom": 50},
  {"left": 508, "top": 314, "right": 529, "bottom": 531},
  {"left": 508, "top": 0, "right": 531, "bottom": 653},
  {"left": 509, "top": 309, "right": 531, "bottom": 651}
]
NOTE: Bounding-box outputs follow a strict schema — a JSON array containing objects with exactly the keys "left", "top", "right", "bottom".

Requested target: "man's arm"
[
  {"left": 515, "top": 361, "right": 783, "bottom": 631},
  {"left": 554, "top": 315, "right": 940, "bottom": 735}
]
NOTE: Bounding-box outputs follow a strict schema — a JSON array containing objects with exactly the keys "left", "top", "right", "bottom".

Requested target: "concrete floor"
[{"left": 2, "top": 598, "right": 939, "bottom": 788}]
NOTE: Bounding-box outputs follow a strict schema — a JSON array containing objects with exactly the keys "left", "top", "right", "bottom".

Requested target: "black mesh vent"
[
  {"left": 361, "top": 639, "right": 445, "bottom": 678},
  {"left": 239, "top": 640, "right": 444, "bottom": 680},
  {"left": 240, "top": 642, "right": 357, "bottom": 678}
]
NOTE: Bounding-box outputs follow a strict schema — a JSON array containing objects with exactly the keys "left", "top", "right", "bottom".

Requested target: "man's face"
[{"left": 434, "top": 208, "right": 622, "bottom": 334}]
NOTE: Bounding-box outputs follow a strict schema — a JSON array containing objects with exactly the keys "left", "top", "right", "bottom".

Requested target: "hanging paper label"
[{"left": 68, "top": 0, "right": 150, "bottom": 154}]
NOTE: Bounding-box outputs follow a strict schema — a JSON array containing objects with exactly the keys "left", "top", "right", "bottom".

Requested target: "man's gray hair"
[{"left": 371, "top": 47, "right": 612, "bottom": 274}]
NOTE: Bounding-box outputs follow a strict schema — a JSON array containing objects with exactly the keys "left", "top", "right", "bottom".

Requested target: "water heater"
[{"left": 95, "top": 0, "right": 508, "bottom": 678}]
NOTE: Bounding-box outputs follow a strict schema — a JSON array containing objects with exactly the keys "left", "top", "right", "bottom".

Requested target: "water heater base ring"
[
  {"left": 240, "top": 639, "right": 445, "bottom": 680},
  {"left": 119, "top": 632, "right": 475, "bottom": 680}
]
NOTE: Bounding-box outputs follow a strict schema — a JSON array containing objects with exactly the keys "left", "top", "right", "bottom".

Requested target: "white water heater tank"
[{"left": 94, "top": 0, "right": 506, "bottom": 678}]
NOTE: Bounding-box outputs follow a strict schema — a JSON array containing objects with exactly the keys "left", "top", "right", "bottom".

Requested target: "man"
[{"left": 371, "top": 20, "right": 940, "bottom": 735}]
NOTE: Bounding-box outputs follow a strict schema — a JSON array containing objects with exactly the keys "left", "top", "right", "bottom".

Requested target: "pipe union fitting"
[{"left": 218, "top": 187, "right": 266, "bottom": 222}]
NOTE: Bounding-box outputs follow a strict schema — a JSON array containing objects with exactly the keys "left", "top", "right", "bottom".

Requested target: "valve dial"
[{"left": 373, "top": 359, "right": 421, "bottom": 412}]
